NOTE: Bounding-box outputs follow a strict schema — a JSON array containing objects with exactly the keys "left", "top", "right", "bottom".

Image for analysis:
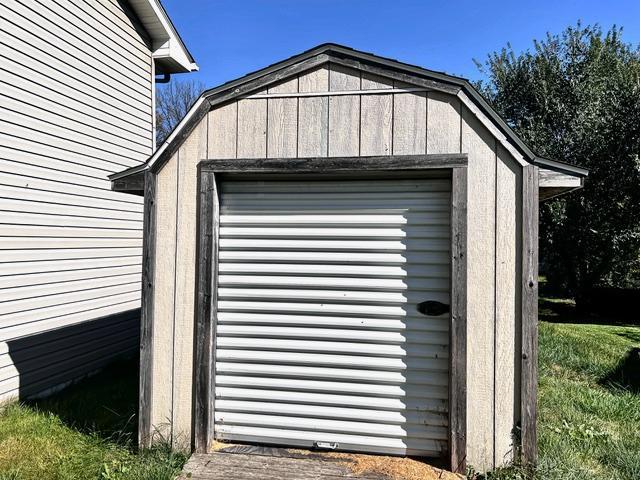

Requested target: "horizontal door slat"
[
  {"left": 219, "top": 238, "right": 450, "bottom": 251},
  {"left": 216, "top": 312, "right": 449, "bottom": 331},
  {"left": 217, "top": 297, "right": 449, "bottom": 316},
  {"left": 215, "top": 381, "right": 449, "bottom": 402},
  {"left": 216, "top": 338, "right": 448, "bottom": 357},
  {"left": 217, "top": 275, "right": 449, "bottom": 291},
  {"left": 214, "top": 412, "right": 448, "bottom": 440},
  {"left": 216, "top": 325, "right": 449, "bottom": 345},
  {"left": 215, "top": 362, "right": 448, "bottom": 384},
  {"left": 218, "top": 287, "right": 447, "bottom": 304},
  {"left": 219, "top": 213, "right": 450, "bottom": 226},
  {"left": 219, "top": 226, "right": 450, "bottom": 238},
  {"left": 215, "top": 350, "right": 448, "bottom": 371},
  {"left": 215, "top": 400, "right": 448, "bottom": 426},
  {"left": 218, "top": 263, "right": 449, "bottom": 278},
  {"left": 214, "top": 425, "right": 446, "bottom": 456}
]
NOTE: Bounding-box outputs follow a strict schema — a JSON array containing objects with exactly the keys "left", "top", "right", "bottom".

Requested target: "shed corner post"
[
  {"left": 520, "top": 164, "right": 539, "bottom": 468},
  {"left": 193, "top": 165, "right": 218, "bottom": 453},
  {"left": 450, "top": 166, "right": 468, "bottom": 473},
  {"left": 139, "top": 169, "right": 157, "bottom": 449}
]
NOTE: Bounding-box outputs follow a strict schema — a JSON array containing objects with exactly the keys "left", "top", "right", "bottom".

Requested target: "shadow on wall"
[{"left": 6, "top": 309, "right": 140, "bottom": 401}]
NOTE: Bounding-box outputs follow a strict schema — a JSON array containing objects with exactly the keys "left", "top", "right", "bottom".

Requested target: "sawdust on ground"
[
  {"left": 210, "top": 441, "right": 463, "bottom": 480},
  {"left": 211, "top": 440, "right": 231, "bottom": 452},
  {"left": 326, "top": 451, "right": 463, "bottom": 480}
]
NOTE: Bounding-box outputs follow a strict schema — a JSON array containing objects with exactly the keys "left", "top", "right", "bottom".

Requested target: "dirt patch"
[{"left": 327, "top": 452, "right": 463, "bottom": 480}]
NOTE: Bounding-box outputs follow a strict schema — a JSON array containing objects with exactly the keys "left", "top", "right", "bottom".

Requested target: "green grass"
[
  {"left": 487, "top": 298, "right": 640, "bottom": 479},
  {"left": 0, "top": 358, "right": 187, "bottom": 480},
  {"left": 536, "top": 321, "right": 640, "bottom": 479}
]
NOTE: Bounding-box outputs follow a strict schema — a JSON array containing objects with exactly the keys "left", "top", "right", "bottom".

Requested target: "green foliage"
[{"left": 476, "top": 23, "right": 640, "bottom": 297}]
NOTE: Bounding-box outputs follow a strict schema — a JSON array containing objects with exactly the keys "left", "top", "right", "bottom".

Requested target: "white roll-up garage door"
[{"left": 214, "top": 176, "right": 451, "bottom": 457}]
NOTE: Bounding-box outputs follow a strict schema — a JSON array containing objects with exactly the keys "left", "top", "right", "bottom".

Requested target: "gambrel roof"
[{"left": 110, "top": 43, "right": 587, "bottom": 186}]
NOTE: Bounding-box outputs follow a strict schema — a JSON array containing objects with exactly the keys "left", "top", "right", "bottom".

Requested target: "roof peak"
[{"left": 110, "top": 43, "right": 587, "bottom": 181}]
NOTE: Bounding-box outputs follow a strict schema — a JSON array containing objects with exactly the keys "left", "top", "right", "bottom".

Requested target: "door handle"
[{"left": 417, "top": 300, "right": 450, "bottom": 316}]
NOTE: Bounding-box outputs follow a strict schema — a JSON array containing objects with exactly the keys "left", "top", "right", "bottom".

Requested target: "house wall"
[
  {"left": 150, "top": 63, "right": 522, "bottom": 469},
  {"left": 0, "top": 0, "right": 153, "bottom": 401}
]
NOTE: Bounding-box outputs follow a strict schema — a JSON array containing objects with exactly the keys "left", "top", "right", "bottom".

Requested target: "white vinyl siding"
[
  {"left": 213, "top": 178, "right": 451, "bottom": 457},
  {"left": 0, "top": 0, "right": 152, "bottom": 401}
]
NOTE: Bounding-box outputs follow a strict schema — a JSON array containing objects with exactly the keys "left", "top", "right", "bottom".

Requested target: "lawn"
[
  {"left": 1, "top": 305, "right": 639, "bottom": 480},
  {"left": 0, "top": 358, "right": 187, "bottom": 480},
  {"left": 534, "top": 304, "right": 640, "bottom": 480}
]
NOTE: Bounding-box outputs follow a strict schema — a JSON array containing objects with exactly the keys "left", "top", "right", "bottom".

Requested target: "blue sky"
[{"left": 163, "top": 0, "right": 640, "bottom": 88}]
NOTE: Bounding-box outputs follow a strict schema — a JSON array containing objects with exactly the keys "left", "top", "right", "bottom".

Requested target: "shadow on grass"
[
  {"left": 539, "top": 297, "right": 640, "bottom": 327},
  {"left": 613, "top": 330, "right": 640, "bottom": 343},
  {"left": 600, "top": 347, "right": 640, "bottom": 394},
  {"left": 26, "top": 355, "right": 139, "bottom": 447}
]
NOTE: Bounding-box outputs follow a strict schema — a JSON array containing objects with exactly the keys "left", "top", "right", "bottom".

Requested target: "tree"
[
  {"left": 476, "top": 24, "right": 640, "bottom": 300},
  {"left": 155, "top": 79, "right": 205, "bottom": 145}
]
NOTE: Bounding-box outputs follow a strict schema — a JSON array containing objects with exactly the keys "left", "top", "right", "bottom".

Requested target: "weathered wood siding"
[
  {"left": 0, "top": 0, "right": 152, "bottom": 401},
  {"left": 151, "top": 63, "right": 522, "bottom": 469}
]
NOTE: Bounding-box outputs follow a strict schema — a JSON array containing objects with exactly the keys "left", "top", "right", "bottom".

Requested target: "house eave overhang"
[
  {"left": 127, "top": 0, "right": 198, "bottom": 73},
  {"left": 110, "top": 43, "right": 588, "bottom": 191}
]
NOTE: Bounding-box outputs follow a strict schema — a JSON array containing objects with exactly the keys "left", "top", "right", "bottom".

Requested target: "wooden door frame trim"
[
  {"left": 193, "top": 169, "right": 219, "bottom": 452},
  {"left": 199, "top": 153, "right": 467, "bottom": 173},
  {"left": 192, "top": 155, "right": 468, "bottom": 472},
  {"left": 520, "top": 165, "right": 539, "bottom": 466},
  {"left": 450, "top": 167, "right": 467, "bottom": 472}
]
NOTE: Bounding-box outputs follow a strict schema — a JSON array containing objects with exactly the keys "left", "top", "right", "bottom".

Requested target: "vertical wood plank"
[
  {"left": 193, "top": 167, "right": 217, "bottom": 453},
  {"left": 138, "top": 169, "right": 156, "bottom": 449},
  {"left": 521, "top": 165, "right": 539, "bottom": 467},
  {"left": 208, "top": 103, "right": 237, "bottom": 159},
  {"left": 150, "top": 155, "right": 178, "bottom": 441},
  {"left": 392, "top": 81, "right": 426, "bottom": 155},
  {"left": 462, "top": 105, "right": 496, "bottom": 470},
  {"left": 328, "top": 64, "right": 360, "bottom": 157},
  {"left": 237, "top": 96, "right": 267, "bottom": 158},
  {"left": 267, "top": 78, "right": 298, "bottom": 158},
  {"left": 428, "top": 92, "right": 461, "bottom": 154},
  {"left": 298, "top": 66, "right": 329, "bottom": 157},
  {"left": 450, "top": 167, "right": 468, "bottom": 474},
  {"left": 494, "top": 146, "right": 522, "bottom": 466},
  {"left": 360, "top": 73, "right": 392, "bottom": 156},
  {"left": 172, "top": 118, "right": 208, "bottom": 448}
]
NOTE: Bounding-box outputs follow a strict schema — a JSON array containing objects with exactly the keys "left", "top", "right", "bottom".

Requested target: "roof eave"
[
  {"left": 533, "top": 156, "right": 589, "bottom": 177},
  {"left": 127, "top": 0, "right": 198, "bottom": 74}
]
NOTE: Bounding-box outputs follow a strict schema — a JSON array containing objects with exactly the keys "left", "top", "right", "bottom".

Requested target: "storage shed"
[{"left": 111, "top": 44, "right": 587, "bottom": 473}]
